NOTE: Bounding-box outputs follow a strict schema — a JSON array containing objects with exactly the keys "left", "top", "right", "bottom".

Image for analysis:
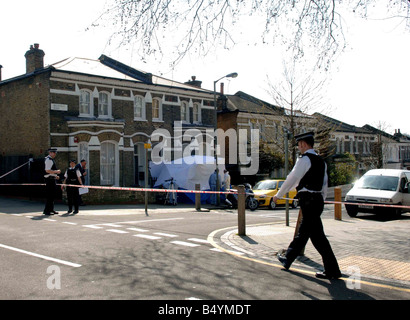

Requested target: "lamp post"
[{"left": 213, "top": 72, "right": 238, "bottom": 205}]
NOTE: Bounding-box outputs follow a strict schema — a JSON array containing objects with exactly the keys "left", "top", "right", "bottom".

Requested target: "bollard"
[
  {"left": 237, "top": 185, "right": 246, "bottom": 236},
  {"left": 334, "top": 187, "right": 342, "bottom": 220},
  {"left": 195, "top": 184, "right": 201, "bottom": 211}
]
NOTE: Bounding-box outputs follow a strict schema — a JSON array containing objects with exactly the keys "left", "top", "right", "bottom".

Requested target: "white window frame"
[
  {"left": 193, "top": 102, "right": 201, "bottom": 123},
  {"left": 134, "top": 95, "right": 146, "bottom": 121},
  {"left": 79, "top": 89, "right": 93, "bottom": 117},
  {"left": 78, "top": 142, "right": 90, "bottom": 185},
  {"left": 152, "top": 98, "right": 163, "bottom": 122},
  {"left": 181, "top": 101, "right": 189, "bottom": 123},
  {"left": 98, "top": 91, "right": 112, "bottom": 119},
  {"left": 100, "top": 141, "right": 119, "bottom": 186}
]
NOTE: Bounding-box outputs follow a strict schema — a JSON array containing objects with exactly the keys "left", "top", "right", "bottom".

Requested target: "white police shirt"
[{"left": 275, "top": 149, "right": 328, "bottom": 201}]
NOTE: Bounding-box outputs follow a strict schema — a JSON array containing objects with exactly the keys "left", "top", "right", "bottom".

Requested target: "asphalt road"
[{"left": 0, "top": 197, "right": 408, "bottom": 307}]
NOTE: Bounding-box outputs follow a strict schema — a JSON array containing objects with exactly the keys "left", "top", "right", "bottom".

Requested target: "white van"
[{"left": 344, "top": 169, "right": 410, "bottom": 217}]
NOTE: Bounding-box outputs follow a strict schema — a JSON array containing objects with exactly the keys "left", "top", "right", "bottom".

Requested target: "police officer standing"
[
  {"left": 75, "top": 159, "right": 87, "bottom": 205},
  {"left": 273, "top": 132, "right": 342, "bottom": 280},
  {"left": 43, "top": 148, "right": 61, "bottom": 215},
  {"left": 62, "top": 160, "right": 83, "bottom": 214}
]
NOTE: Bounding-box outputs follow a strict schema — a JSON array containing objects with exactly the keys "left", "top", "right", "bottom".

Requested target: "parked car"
[
  {"left": 344, "top": 169, "right": 410, "bottom": 217},
  {"left": 253, "top": 179, "right": 298, "bottom": 209}
]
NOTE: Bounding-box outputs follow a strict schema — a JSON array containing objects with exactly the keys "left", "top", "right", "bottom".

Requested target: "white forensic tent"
[
  {"left": 150, "top": 155, "right": 226, "bottom": 191},
  {"left": 150, "top": 155, "right": 226, "bottom": 204}
]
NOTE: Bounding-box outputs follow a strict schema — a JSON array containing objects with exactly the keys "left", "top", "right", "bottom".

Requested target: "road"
[{"left": 0, "top": 197, "right": 408, "bottom": 307}]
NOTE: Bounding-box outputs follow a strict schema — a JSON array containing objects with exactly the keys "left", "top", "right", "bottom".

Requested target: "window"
[
  {"left": 98, "top": 92, "right": 111, "bottom": 118},
  {"left": 100, "top": 142, "right": 116, "bottom": 185},
  {"left": 193, "top": 103, "right": 201, "bottom": 123},
  {"left": 78, "top": 142, "right": 89, "bottom": 185},
  {"left": 181, "top": 101, "right": 189, "bottom": 122},
  {"left": 79, "top": 90, "right": 92, "bottom": 116},
  {"left": 152, "top": 98, "right": 162, "bottom": 121},
  {"left": 134, "top": 96, "right": 146, "bottom": 120}
]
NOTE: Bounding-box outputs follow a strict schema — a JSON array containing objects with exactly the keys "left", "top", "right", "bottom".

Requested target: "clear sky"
[{"left": 1, "top": 0, "right": 408, "bottom": 135}]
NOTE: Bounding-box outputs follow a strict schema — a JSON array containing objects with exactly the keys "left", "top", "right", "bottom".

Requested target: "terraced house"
[{"left": 0, "top": 44, "right": 215, "bottom": 202}]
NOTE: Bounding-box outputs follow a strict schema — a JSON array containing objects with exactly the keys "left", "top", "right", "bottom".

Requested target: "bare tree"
[
  {"left": 265, "top": 59, "right": 335, "bottom": 163},
  {"left": 92, "top": 0, "right": 410, "bottom": 69}
]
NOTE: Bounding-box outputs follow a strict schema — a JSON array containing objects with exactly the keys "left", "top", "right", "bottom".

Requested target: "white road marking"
[
  {"left": 43, "top": 218, "right": 57, "bottom": 222},
  {"left": 0, "top": 243, "right": 81, "bottom": 268},
  {"left": 210, "top": 248, "right": 224, "bottom": 252},
  {"left": 100, "top": 223, "right": 123, "bottom": 227},
  {"left": 83, "top": 225, "right": 103, "bottom": 229},
  {"left": 106, "top": 229, "right": 129, "bottom": 234},
  {"left": 154, "top": 232, "right": 178, "bottom": 238},
  {"left": 171, "top": 241, "right": 200, "bottom": 248},
  {"left": 187, "top": 238, "right": 209, "bottom": 244},
  {"left": 120, "top": 218, "right": 184, "bottom": 224},
  {"left": 126, "top": 227, "right": 149, "bottom": 232},
  {"left": 62, "top": 222, "right": 77, "bottom": 225},
  {"left": 133, "top": 234, "right": 162, "bottom": 240}
]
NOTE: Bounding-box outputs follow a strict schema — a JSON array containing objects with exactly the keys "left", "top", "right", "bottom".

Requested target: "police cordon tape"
[
  {"left": 1, "top": 181, "right": 409, "bottom": 210},
  {"left": 0, "top": 160, "right": 32, "bottom": 180}
]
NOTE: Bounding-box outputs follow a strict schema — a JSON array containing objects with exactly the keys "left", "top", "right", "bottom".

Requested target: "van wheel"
[
  {"left": 291, "top": 199, "right": 298, "bottom": 209},
  {"left": 391, "top": 205, "right": 402, "bottom": 217},
  {"left": 269, "top": 199, "right": 277, "bottom": 210},
  {"left": 345, "top": 204, "right": 358, "bottom": 217}
]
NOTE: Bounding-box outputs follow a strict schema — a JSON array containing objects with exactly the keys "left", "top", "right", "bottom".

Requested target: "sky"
[{"left": 1, "top": 0, "right": 409, "bottom": 136}]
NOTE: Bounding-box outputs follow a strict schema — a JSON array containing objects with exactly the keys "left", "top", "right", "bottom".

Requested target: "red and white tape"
[{"left": 1, "top": 181, "right": 409, "bottom": 209}]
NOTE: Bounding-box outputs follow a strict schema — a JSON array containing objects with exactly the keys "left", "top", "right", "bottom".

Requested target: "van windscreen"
[{"left": 356, "top": 175, "right": 399, "bottom": 191}]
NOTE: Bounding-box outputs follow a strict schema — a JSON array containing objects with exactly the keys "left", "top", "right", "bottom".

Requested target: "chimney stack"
[
  {"left": 184, "top": 76, "right": 202, "bottom": 88},
  {"left": 25, "top": 43, "right": 45, "bottom": 73}
]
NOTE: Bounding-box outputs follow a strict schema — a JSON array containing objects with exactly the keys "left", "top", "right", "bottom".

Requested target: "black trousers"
[
  {"left": 67, "top": 186, "right": 80, "bottom": 212},
  {"left": 44, "top": 178, "right": 57, "bottom": 214},
  {"left": 285, "top": 192, "right": 341, "bottom": 275}
]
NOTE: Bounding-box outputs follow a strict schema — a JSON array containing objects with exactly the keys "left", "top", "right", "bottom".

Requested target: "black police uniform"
[
  {"left": 44, "top": 155, "right": 58, "bottom": 215},
  {"left": 65, "top": 167, "right": 81, "bottom": 213},
  {"left": 284, "top": 152, "right": 341, "bottom": 278}
]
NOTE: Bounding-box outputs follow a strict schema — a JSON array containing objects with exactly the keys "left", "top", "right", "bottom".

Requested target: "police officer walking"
[
  {"left": 62, "top": 160, "right": 83, "bottom": 214},
  {"left": 273, "top": 132, "right": 342, "bottom": 280},
  {"left": 43, "top": 148, "right": 61, "bottom": 215}
]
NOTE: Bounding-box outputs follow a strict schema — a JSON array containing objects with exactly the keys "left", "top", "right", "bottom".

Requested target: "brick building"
[{"left": 0, "top": 44, "right": 216, "bottom": 203}]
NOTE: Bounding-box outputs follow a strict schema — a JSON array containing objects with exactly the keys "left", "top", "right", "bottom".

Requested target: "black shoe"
[
  {"left": 315, "top": 271, "right": 342, "bottom": 280},
  {"left": 43, "top": 212, "right": 53, "bottom": 215},
  {"left": 51, "top": 211, "right": 59, "bottom": 215},
  {"left": 73, "top": 211, "right": 78, "bottom": 214},
  {"left": 67, "top": 210, "right": 72, "bottom": 214},
  {"left": 277, "top": 254, "right": 290, "bottom": 270}
]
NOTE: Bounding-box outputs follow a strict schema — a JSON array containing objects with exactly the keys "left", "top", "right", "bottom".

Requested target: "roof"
[
  {"left": 225, "top": 91, "right": 283, "bottom": 115},
  {"left": 314, "top": 112, "right": 372, "bottom": 134},
  {"left": 1, "top": 54, "right": 212, "bottom": 94},
  {"left": 50, "top": 55, "right": 211, "bottom": 93}
]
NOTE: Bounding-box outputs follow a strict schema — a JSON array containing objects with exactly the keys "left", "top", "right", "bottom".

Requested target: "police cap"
[{"left": 294, "top": 132, "right": 314, "bottom": 145}]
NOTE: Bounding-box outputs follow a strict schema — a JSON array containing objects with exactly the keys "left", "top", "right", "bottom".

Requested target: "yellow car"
[{"left": 253, "top": 179, "right": 298, "bottom": 209}]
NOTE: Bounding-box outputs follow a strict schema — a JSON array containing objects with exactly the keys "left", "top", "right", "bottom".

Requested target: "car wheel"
[
  {"left": 269, "top": 198, "right": 277, "bottom": 210},
  {"left": 291, "top": 198, "right": 298, "bottom": 209},
  {"left": 345, "top": 204, "right": 358, "bottom": 217},
  {"left": 248, "top": 198, "right": 259, "bottom": 211}
]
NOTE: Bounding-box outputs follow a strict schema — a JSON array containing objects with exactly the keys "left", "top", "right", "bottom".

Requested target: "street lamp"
[{"left": 213, "top": 72, "right": 238, "bottom": 205}]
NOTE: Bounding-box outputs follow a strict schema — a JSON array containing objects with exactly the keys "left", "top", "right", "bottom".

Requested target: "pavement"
[
  {"left": 1, "top": 195, "right": 409, "bottom": 293},
  {"left": 209, "top": 206, "right": 410, "bottom": 292}
]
